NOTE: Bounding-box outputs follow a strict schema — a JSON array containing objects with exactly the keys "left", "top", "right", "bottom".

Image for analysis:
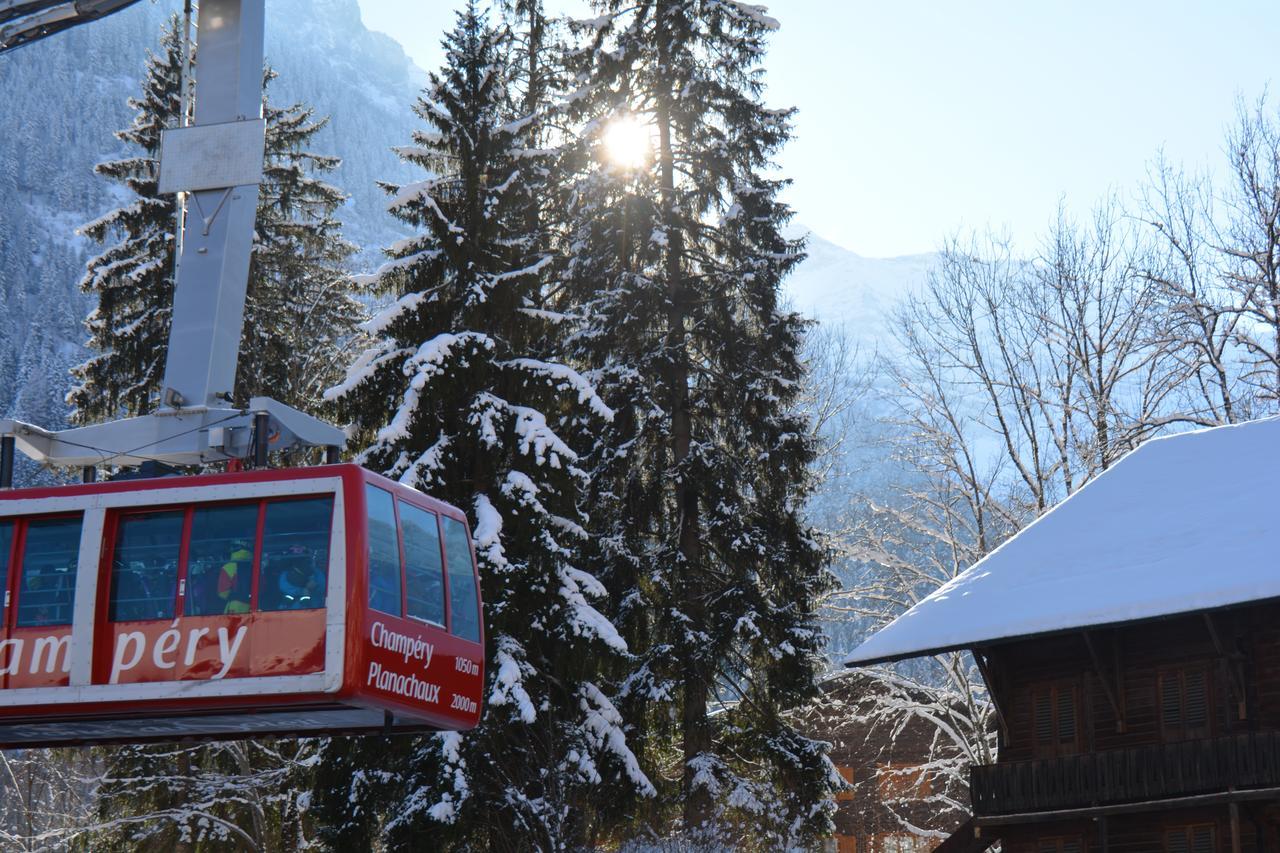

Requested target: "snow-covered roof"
[{"left": 845, "top": 416, "right": 1280, "bottom": 667}]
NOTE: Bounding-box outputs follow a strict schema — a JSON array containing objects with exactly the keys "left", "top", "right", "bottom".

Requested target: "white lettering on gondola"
[
  {"left": 214, "top": 626, "right": 247, "bottom": 680},
  {"left": 365, "top": 661, "right": 441, "bottom": 704},
  {"left": 109, "top": 625, "right": 248, "bottom": 683},
  {"left": 154, "top": 625, "right": 181, "bottom": 669},
  {"left": 184, "top": 627, "right": 210, "bottom": 666},
  {"left": 369, "top": 621, "right": 434, "bottom": 670},
  {"left": 30, "top": 635, "right": 70, "bottom": 675},
  {"left": 0, "top": 636, "right": 72, "bottom": 679},
  {"left": 110, "top": 632, "right": 145, "bottom": 682},
  {"left": 0, "top": 639, "right": 22, "bottom": 676}
]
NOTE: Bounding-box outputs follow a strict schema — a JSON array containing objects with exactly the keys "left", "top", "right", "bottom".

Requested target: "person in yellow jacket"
[{"left": 217, "top": 542, "right": 253, "bottom": 614}]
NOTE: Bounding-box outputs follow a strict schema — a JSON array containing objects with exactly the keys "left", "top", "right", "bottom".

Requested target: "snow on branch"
[
  {"left": 489, "top": 636, "right": 537, "bottom": 724},
  {"left": 578, "top": 683, "right": 657, "bottom": 796},
  {"left": 507, "top": 357, "right": 614, "bottom": 421},
  {"left": 473, "top": 492, "right": 510, "bottom": 574},
  {"left": 324, "top": 341, "right": 411, "bottom": 402},
  {"left": 470, "top": 392, "right": 577, "bottom": 467}
]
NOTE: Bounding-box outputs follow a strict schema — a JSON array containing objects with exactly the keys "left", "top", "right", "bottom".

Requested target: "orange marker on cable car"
[{"left": 0, "top": 464, "right": 484, "bottom": 746}]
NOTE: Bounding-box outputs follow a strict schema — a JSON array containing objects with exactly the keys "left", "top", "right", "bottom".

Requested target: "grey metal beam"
[{"left": 159, "top": 0, "right": 265, "bottom": 410}]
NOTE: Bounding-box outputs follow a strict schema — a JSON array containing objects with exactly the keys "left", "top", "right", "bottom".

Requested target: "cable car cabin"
[{"left": 0, "top": 464, "right": 484, "bottom": 747}]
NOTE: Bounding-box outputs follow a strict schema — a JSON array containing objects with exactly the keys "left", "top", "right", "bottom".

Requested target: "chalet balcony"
[{"left": 970, "top": 732, "right": 1280, "bottom": 817}]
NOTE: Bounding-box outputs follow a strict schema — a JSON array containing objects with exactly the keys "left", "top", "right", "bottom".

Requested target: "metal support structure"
[
  {"left": 81, "top": 465, "right": 96, "bottom": 483},
  {"left": 169, "top": 0, "right": 195, "bottom": 282},
  {"left": 0, "top": 435, "right": 13, "bottom": 488},
  {"left": 159, "top": 0, "right": 264, "bottom": 412},
  {"left": 253, "top": 411, "right": 269, "bottom": 468}
]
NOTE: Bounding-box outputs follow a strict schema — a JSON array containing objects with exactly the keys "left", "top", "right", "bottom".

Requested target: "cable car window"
[
  {"left": 0, "top": 519, "right": 12, "bottom": 619},
  {"left": 441, "top": 516, "right": 479, "bottom": 642},
  {"left": 185, "top": 504, "right": 258, "bottom": 616},
  {"left": 259, "top": 497, "right": 333, "bottom": 611},
  {"left": 399, "top": 502, "right": 444, "bottom": 625},
  {"left": 366, "top": 485, "right": 401, "bottom": 615},
  {"left": 108, "top": 511, "right": 184, "bottom": 621},
  {"left": 16, "top": 517, "right": 82, "bottom": 627}
]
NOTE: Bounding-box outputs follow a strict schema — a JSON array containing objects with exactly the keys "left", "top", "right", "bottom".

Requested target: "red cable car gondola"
[{"left": 0, "top": 463, "right": 484, "bottom": 747}]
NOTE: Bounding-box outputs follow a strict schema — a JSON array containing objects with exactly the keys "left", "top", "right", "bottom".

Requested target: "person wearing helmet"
[
  {"left": 217, "top": 541, "right": 253, "bottom": 614},
  {"left": 277, "top": 543, "right": 324, "bottom": 609}
]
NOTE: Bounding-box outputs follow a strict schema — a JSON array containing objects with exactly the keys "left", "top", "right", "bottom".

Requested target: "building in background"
[
  {"left": 846, "top": 418, "right": 1280, "bottom": 853},
  {"left": 796, "top": 671, "right": 971, "bottom": 853}
]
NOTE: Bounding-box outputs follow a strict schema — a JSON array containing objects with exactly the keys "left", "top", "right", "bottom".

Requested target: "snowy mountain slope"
[{"left": 783, "top": 226, "right": 935, "bottom": 343}]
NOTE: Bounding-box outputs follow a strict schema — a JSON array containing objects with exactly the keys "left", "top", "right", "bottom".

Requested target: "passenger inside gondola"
[
  {"left": 259, "top": 497, "right": 331, "bottom": 611},
  {"left": 273, "top": 545, "right": 324, "bottom": 608},
  {"left": 186, "top": 504, "right": 258, "bottom": 616},
  {"left": 216, "top": 541, "right": 253, "bottom": 614}
]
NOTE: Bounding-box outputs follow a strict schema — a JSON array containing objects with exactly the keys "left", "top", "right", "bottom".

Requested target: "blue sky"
[{"left": 356, "top": 1, "right": 1279, "bottom": 258}]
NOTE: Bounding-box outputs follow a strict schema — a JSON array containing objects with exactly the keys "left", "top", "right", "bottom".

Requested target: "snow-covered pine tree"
[
  {"left": 237, "top": 69, "right": 359, "bottom": 414},
  {"left": 560, "top": 1, "right": 839, "bottom": 843},
  {"left": 67, "top": 15, "right": 185, "bottom": 424},
  {"left": 70, "top": 46, "right": 359, "bottom": 425},
  {"left": 312, "top": 5, "right": 651, "bottom": 849}
]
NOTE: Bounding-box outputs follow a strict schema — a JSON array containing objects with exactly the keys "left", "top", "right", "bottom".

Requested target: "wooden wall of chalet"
[
  {"left": 987, "top": 602, "right": 1280, "bottom": 761},
  {"left": 977, "top": 600, "right": 1280, "bottom": 853},
  {"left": 996, "top": 806, "right": 1270, "bottom": 853}
]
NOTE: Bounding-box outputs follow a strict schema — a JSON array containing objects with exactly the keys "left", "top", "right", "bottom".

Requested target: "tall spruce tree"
[
  {"left": 312, "top": 6, "right": 650, "bottom": 850},
  {"left": 561, "top": 1, "right": 839, "bottom": 843},
  {"left": 238, "top": 70, "right": 359, "bottom": 414},
  {"left": 68, "top": 16, "right": 184, "bottom": 423}
]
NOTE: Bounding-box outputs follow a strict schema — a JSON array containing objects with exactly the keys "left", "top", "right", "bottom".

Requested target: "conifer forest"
[{"left": 2, "top": 1, "right": 1280, "bottom": 851}]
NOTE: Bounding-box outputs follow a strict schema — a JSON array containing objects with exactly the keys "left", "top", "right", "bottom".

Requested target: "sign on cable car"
[{"left": 0, "top": 464, "right": 484, "bottom": 747}]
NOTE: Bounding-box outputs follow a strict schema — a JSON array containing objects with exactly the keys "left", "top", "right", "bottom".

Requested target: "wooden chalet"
[
  {"left": 844, "top": 418, "right": 1280, "bottom": 853},
  {"left": 796, "top": 670, "right": 971, "bottom": 853}
]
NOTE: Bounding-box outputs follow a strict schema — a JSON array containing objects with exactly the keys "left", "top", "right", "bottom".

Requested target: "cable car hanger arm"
[{"left": 0, "top": 0, "right": 144, "bottom": 54}]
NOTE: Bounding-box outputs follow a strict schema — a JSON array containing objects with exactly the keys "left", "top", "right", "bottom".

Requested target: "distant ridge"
[{"left": 783, "top": 225, "right": 935, "bottom": 342}]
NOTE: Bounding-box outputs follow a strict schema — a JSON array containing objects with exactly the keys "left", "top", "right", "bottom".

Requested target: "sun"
[{"left": 602, "top": 114, "right": 652, "bottom": 170}]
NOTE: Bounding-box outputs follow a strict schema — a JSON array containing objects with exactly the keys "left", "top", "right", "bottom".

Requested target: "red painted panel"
[
  {"left": 96, "top": 612, "right": 323, "bottom": 685},
  {"left": 1, "top": 626, "right": 71, "bottom": 689},
  {"left": 249, "top": 610, "right": 325, "bottom": 677},
  {"left": 356, "top": 612, "right": 482, "bottom": 729}
]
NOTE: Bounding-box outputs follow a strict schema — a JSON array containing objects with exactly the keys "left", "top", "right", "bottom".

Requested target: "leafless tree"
[
  {"left": 1135, "top": 155, "right": 1247, "bottom": 424},
  {"left": 0, "top": 748, "right": 101, "bottom": 851},
  {"left": 1217, "top": 94, "right": 1280, "bottom": 408}
]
